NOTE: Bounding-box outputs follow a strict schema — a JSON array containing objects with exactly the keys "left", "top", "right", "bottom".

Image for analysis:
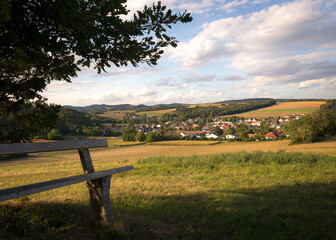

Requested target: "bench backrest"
[{"left": 0, "top": 139, "right": 108, "bottom": 155}]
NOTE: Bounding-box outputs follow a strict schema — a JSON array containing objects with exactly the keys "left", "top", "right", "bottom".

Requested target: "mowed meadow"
[{"left": 1, "top": 138, "right": 336, "bottom": 239}]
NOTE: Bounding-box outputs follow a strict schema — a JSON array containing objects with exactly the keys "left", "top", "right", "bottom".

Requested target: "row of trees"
[
  {"left": 170, "top": 100, "right": 276, "bottom": 121},
  {"left": 121, "top": 125, "right": 164, "bottom": 142},
  {"left": 285, "top": 100, "right": 336, "bottom": 144}
]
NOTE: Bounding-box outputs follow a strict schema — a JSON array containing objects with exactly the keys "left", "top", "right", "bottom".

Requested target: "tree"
[
  {"left": 145, "top": 132, "right": 163, "bottom": 142},
  {"left": 0, "top": 102, "right": 60, "bottom": 143},
  {"left": 311, "top": 108, "right": 336, "bottom": 136},
  {"left": 0, "top": 0, "right": 192, "bottom": 143},
  {"left": 285, "top": 115, "right": 319, "bottom": 144},
  {"left": 135, "top": 131, "right": 146, "bottom": 142},
  {"left": 47, "top": 129, "right": 64, "bottom": 140},
  {"left": 121, "top": 125, "right": 137, "bottom": 141}
]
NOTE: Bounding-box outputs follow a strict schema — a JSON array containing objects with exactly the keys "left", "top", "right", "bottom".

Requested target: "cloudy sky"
[{"left": 44, "top": 0, "right": 336, "bottom": 106}]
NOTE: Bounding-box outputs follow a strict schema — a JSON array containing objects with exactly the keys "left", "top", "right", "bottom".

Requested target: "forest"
[{"left": 170, "top": 100, "right": 276, "bottom": 121}]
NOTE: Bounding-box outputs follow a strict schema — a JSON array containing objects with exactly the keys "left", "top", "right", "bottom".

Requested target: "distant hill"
[
  {"left": 65, "top": 103, "right": 186, "bottom": 114},
  {"left": 65, "top": 98, "right": 329, "bottom": 114},
  {"left": 216, "top": 98, "right": 276, "bottom": 104}
]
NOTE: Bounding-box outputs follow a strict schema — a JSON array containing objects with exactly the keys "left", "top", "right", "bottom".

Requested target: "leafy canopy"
[{"left": 0, "top": 0, "right": 192, "bottom": 143}]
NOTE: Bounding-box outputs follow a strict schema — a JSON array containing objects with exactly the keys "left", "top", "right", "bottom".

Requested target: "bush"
[
  {"left": 47, "top": 129, "right": 64, "bottom": 140},
  {"left": 121, "top": 125, "right": 137, "bottom": 141},
  {"left": 145, "top": 132, "right": 164, "bottom": 142}
]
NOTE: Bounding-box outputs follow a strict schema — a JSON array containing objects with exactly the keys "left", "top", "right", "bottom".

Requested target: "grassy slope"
[{"left": 0, "top": 139, "right": 335, "bottom": 239}]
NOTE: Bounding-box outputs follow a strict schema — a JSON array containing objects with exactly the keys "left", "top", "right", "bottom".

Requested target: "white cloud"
[
  {"left": 165, "top": 83, "right": 189, "bottom": 90},
  {"left": 157, "top": 77, "right": 173, "bottom": 86},
  {"left": 299, "top": 79, "right": 326, "bottom": 89},
  {"left": 96, "top": 66, "right": 159, "bottom": 77},
  {"left": 134, "top": 86, "right": 158, "bottom": 97},
  {"left": 97, "top": 86, "right": 158, "bottom": 105},
  {"left": 183, "top": 72, "right": 217, "bottom": 83},
  {"left": 95, "top": 87, "right": 225, "bottom": 105},
  {"left": 326, "top": 79, "right": 336, "bottom": 90},
  {"left": 220, "top": 0, "right": 249, "bottom": 13},
  {"left": 220, "top": 74, "right": 246, "bottom": 81},
  {"left": 172, "top": 0, "right": 336, "bottom": 88}
]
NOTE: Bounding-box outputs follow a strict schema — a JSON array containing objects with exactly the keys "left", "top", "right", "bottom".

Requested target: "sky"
[{"left": 44, "top": 0, "right": 336, "bottom": 106}]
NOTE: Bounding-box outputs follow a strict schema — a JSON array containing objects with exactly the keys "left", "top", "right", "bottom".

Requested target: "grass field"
[
  {"left": 229, "top": 101, "right": 325, "bottom": 118},
  {"left": 136, "top": 108, "right": 177, "bottom": 117},
  {"left": 0, "top": 138, "right": 335, "bottom": 239},
  {"left": 97, "top": 113, "right": 127, "bottom": 120}
]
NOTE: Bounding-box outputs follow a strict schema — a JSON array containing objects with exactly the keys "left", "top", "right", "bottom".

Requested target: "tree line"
[
  {"left": 285, "top": 100, "right": 336, "bottom": 144},
  {"left": 165, "top": 100, "right": 276, "bottom": 121}
]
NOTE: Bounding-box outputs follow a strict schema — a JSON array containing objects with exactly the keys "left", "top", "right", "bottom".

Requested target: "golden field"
[
  {"left": 230, "top": 101, "right": 325, "bottom": 117},
  {"left": 0, "top": 137, "right": 335, "bottom": 239}
]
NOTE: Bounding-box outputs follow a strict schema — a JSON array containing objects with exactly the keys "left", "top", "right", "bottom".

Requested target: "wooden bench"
[{"left": 0, "top": 139, "right": 133, "bottom": 225}]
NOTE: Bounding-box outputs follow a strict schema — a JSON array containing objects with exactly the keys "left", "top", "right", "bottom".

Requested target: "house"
[
  {"left": 251, "top": 121, "right": 262, "bottom": 127},
  {"left": 206, "top": 133, "right": 219, "bottom": 139},
  {"left": 226, "top": 134, "right": 240, "bottom": 140},
  {"left": 270, "top": 119, "right": 279, "bottom": 128},
  {"left": 248, "top": 133, "right": 257, "bottom": 138},
  {"left": 220, "top": 125, "right": 230, "bottom": 130},
  {"left": 131, "top": 116, "right": 140, "bottom": 120},
  {"left": 264, "top": 132, "right": 279, "bottom": 140}
]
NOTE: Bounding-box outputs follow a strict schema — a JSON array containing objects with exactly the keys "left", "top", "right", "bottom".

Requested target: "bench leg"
[{"left": 87, "top": 176, "right": 114, "bottom": 225}]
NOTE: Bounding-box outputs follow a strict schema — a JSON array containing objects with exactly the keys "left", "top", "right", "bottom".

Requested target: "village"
[{"left": 102, "top": 113, "right": 307, "bottom": 142}]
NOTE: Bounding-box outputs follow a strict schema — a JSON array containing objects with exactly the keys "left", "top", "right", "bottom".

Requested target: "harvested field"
[
  {"left": 6, "top": 138, "right": 332, "bottom": 168},
  {"left": 136, "top": 108, "right": 177, "bottom": 117},
  {"left": 146, "top": 140, "right": 219, "bottom": 146},
  {"left": 97, "top": 112, "right": 126, "bottom": 120},
  {"left": 0, "top": 138, "right": 335, "bottom": 239},
  {"left": 230, "top": 101, "right": 325, "bottom": 117}
]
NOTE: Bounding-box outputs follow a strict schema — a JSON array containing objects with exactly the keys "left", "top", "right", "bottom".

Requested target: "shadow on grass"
[{"left": 0, "top": 182, "right": 335, "bottom": 240}]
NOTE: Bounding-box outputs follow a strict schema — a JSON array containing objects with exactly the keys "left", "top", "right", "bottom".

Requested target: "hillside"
[{"left": 229, "top": 101, "right": 325, "bottom": 118}]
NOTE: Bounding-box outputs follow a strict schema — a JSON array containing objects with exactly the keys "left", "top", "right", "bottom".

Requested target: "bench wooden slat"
[
  {"left": 0, "top": 139, "right": 108, "bottom": 155},
  {"left": 0, "top": 166, "right": 133, "bottom": 202}
]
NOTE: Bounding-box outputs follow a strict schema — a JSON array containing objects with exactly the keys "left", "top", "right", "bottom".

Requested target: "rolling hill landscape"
[
  {"left": 2, "top": 1, "right": 336, "bottom": 239},
  {"left": 1, "top": 99, "right": 336, "bottom": 239}
]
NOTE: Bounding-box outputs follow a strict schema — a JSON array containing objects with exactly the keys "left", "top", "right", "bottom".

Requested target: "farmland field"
[
  {"left": 136, "top": 108, "right": 177, "bottom": 117},
  {"left": 188, "top": 103, "right": 223, "bottom": 108},
  {"left": 229, "top": 101, "right": 325, "bottom": 117},
  {"left": 0, "top": 138, "right": 335, "bottom": 239},
  {"left": 97, "top": 112, "right": 128, "bottom": 120}
]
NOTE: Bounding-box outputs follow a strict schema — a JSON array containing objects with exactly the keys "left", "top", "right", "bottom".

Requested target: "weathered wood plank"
[
  {"left": 79, "top": 149, "right": 95, "bottom": 174},
  {"left": 89, "top": 176, "right": 114, "bottom": 225},
  {"left": 0, "top": 139, "right": 108, "bottom": 155},
  {"left": 0, "top": 166, "right": 133, "bottom": 202}
]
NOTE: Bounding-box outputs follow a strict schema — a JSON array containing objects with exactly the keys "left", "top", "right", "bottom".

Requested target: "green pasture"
[{"left": 0, "top": 145, "right": 335, "bottom": 239}]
